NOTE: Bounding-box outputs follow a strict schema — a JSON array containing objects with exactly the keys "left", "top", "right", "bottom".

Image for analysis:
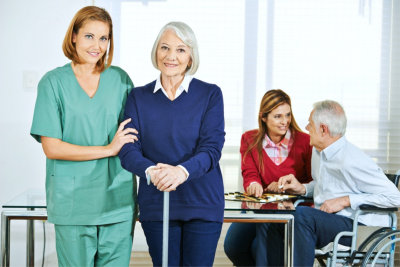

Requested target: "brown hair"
[
  {"left": 62, "top": 6, "right": 113, "bottom": 73},
  {"left": 244, "top": 89, "right": 302, "bottom": 173}
]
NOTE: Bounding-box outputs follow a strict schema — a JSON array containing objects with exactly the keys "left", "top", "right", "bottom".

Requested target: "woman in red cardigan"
[{"left": 224, "top": 89, "right": 312, "bottom": 266}]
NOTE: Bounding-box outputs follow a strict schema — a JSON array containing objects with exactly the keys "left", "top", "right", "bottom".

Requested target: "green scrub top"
[{"left": 31, "top": 63, "right": 136, "bottom": 225}]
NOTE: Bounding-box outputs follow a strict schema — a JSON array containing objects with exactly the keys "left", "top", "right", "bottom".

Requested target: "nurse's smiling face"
[
  {"left": 156, "top": 29, "right": 192, "bottom": 79},
  {"left": 72, "top": 20, "right": 110, "bottom": 66}
]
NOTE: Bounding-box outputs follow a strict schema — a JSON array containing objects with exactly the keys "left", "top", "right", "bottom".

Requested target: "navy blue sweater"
[{"left": 119, "top": 78, "right": 225, "bottom": 222}]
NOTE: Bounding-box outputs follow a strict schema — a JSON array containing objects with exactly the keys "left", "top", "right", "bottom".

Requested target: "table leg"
[
  {"left": 26, "top": 208, "right": 35, "bottom": 267},
  {"left": 223, "top": 212, "right": 294, "bottom": 267},
  {"left": 1, "top": 212, "right": 11, "bottom": 267},
  {"left": 0, "top": 210, "right": 47, "bottom": 267},
  {"left": 283, "top": 215, "right": 294, "bottom": 267}
]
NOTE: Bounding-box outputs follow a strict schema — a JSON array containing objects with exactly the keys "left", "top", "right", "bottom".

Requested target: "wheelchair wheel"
[{"left": 361, "top": 230, "right": 400, "bottom": 267}]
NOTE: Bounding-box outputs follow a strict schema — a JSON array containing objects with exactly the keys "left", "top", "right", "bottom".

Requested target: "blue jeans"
[
  {"left": 141, "top": 220, "right": 222, "bottom": 267},
  {"left": 224, "top": 222, "right": 284, "bottom": 266},
  {"left": 256, "top": 207, "right": 356, "bottom": 266},
  {"left": 255, "top": 223, "right": 284, "bottom": 266},
  {"left": 224, "top": 223, "right": 257, "bottom": 266},
  {"left": 293, "top": 206, "right": 355, "bottom": 266}
]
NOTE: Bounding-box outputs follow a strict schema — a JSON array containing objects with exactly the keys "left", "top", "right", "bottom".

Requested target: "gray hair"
[
  {"left": 151, "top": 21, "right": 199, "bottom": 75},
  {"left": 312, "top": 100, "right": 347, "bottom": 137}
]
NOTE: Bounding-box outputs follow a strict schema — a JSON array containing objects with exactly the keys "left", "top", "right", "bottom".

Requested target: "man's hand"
[
  {"left": 320, "top": 196, "right": 350, "bottom": 213},
  {"left": 246, "top": 183, "right": 263, "bottom": 197},
  {"left": 277, "top": 174, "right": 306, "bottom": 195}
]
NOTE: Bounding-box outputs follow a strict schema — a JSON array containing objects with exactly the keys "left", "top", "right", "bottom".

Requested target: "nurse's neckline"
[{"left": 70, "top": 62, "right": 102, "bottom": 99}]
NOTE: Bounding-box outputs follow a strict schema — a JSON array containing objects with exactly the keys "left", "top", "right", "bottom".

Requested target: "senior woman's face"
[{"left": 157, "top": 29, "right": 192, "bottom": 78}]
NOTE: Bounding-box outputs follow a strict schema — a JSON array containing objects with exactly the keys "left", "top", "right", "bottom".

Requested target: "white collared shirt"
[
  {"left": 304, "top": 136, "right": 400, "bottom": 226},
  {"left": 154, "top": 74, "right": 193, "bottom": 99}
]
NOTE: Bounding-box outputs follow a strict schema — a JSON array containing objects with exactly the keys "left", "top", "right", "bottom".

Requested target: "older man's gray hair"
[{"left": 312, "top": 100, "right": 347, "bottom": 137}]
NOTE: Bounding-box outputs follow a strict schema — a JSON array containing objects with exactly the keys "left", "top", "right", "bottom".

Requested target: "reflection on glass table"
[
  {"left": 224, "top": 193, "right": 300, "bottom": 266},
  {"left": 2, "top": 190, "right": 297, "bottom": 267}
]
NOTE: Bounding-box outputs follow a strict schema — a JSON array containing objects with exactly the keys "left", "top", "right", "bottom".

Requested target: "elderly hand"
[
  {"left": 108, "top": 118, "right": 138, "bottom": 156},
  {"left": 266, "top": 182, "right": 280, "bottom": 193},
  {"left": 150, "top": 163, "right": 187, "bottom": 192},
  {"left": 246, "top": 182, "right": 263, "bottom": 198},
  {"left": 277, "top": 174, "right": 306, "bottom": 195},
  {"left": 320, "top": 196, "right": 350, "bottom": 213}
]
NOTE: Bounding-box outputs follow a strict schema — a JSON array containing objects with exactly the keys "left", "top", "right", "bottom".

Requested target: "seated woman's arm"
[{"left": 240, "top": 133, "right": 263, "bottom": 196}]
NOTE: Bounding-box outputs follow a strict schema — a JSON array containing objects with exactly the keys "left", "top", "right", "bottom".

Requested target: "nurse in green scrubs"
[{"left": 30, "top": 6, "right": 137, "bottom": 267}]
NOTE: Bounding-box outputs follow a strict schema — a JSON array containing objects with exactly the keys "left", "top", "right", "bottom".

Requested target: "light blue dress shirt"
[{"left": 304, "top": 137, "right": 400, "bottom": 226}]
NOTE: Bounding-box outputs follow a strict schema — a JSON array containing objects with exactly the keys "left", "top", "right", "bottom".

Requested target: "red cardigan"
[{"left": 241, "top": 129, "right": 312, "bottom": 190}]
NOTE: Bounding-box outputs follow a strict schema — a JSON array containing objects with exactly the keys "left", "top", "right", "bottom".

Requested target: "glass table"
[
  {"left": 1, "top": 189, "right": 46, "bottom": 267},
  {"left": 1, "top": 190, "right": 296, "bottom": 267},
  {"left": 224, "top": 198, "right": 296, "bottom": 267}
]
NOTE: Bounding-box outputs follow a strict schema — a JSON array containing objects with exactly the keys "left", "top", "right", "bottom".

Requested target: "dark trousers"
[
  {"left": 224, "top": 223, "right": 257, "bottom": 266},
  {"left": 256, "top": 206, "right": 355, "bottom": 267},
  {"left": 141, "top": 220, "right": 222, "bottom": 267},
  {"left": 293, "top": 206, "right": 354, "bottom": 266},
  {"left": 224, "top": 222, "right": 284, "bottom": 267},
  {"left": 255, "top": 223, "right": 285, "bottom": 266}
]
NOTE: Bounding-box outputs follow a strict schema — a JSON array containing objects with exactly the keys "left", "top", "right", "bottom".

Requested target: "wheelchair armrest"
[
  {"left": 359, "top": 204, "right": 398, "bottom": 212},
  {"left": 293, "top": 196, "right": 313, "bottom": 207},
  {"left": 297, "top": 196, "right": 313, "bottom": 202}
]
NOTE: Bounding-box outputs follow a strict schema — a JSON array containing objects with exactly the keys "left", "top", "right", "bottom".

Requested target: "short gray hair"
[
  {"left": 151, "top": 21, "right": 199, "bottom": 75},
  {"left": 312, "top": 100, "right": 347, "bottom": 137}
]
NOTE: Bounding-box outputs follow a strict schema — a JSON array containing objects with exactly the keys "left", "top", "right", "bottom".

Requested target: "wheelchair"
[{"left": 315, "top": 171, "right": 400, "bottom": 267}]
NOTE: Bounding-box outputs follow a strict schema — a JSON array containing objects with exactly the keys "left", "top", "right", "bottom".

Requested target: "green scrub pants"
[{"left": 54, "top": 219, "right": 134, "bottom": 267}]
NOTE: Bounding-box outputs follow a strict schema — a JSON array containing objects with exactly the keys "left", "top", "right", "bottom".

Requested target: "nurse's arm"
[{"left": 41, "top": 119, "right": 138, "bottom": 161}]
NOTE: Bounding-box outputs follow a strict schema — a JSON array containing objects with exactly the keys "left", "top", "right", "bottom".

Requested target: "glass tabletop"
[
  {"left": 2, "top": 189, "right": 303, "bottom": 213},
  {"left": 224, "top": 198, "right": 297, "bottom": 213},
  {"left": 2, "top": 189, "right": 46, "bottom": 209}
]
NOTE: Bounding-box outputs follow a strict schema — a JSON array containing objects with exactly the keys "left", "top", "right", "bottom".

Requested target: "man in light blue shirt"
[{"left": 278, "top": 100, "right": 400, "bottom": 266}]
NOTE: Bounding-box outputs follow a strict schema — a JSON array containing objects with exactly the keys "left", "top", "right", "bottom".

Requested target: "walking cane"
[
  {"left": 147, "top": 172, "right": 169, "bottom": 267},
  {"left": 162, "top": 191, "right": 169, "bottom": 267}
]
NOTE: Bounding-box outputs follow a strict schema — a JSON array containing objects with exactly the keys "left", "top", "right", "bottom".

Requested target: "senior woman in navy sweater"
[{"left": 119, "top": 21, "right": 225, "bottom": 266}]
